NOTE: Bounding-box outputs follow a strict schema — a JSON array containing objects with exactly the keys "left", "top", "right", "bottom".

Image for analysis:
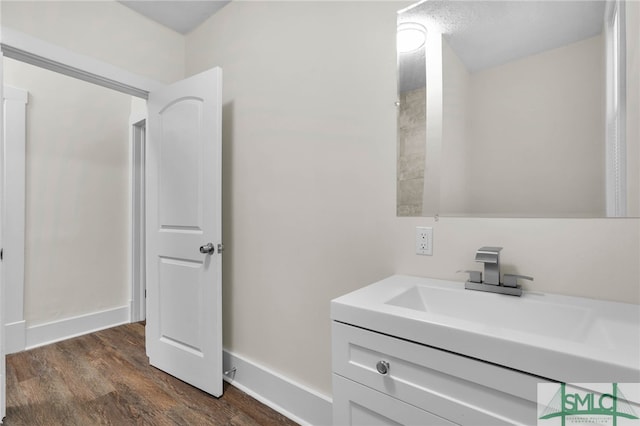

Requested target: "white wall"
[
  {"left": 468, "top": 35, "right": 605, "bottom": 217},
  {"left": 187, "top": 1, "right": 640, "bottom": 399},
  {"left": 441, "top": 38, "right": 471, "bottom": 214},
  {"left": 1, "top": 0, "right": 185, "bottom": 84},
  {"left": 187, "top": 1, "right": 400, "bottom": 397},
  {"left": 3, "top": 58, "right": 132, "bottom": 326}
]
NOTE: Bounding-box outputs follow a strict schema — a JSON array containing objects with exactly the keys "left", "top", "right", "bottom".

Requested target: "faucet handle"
[
  {"left": 457, "top": 270, "right": 482, "bottom": 283},
  {"left": 503, "top": 273, "right": 534, "bottom": 288}
]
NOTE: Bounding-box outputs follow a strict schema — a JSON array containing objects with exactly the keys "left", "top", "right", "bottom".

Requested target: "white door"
[{"left": 146, "top": 67, "right": 223, "bottom": 397}]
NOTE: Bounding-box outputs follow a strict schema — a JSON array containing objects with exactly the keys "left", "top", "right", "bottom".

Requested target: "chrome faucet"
[
  {"left": 462, "top": 246, "right": 533, "bottom": 297},
  {"left": 475, "top": 246, "right": 502, "bottom": 285}
]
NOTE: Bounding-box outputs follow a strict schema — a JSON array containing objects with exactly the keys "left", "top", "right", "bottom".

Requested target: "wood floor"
[{"left": 4, "top": 322, "right": 299, "bottom": 426}]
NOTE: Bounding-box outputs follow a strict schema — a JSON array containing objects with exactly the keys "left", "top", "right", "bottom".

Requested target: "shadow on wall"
[{"left": 222, "top": 100, "right": 235, "bottom": 349}]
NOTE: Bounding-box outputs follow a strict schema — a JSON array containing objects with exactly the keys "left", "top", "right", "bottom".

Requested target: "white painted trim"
[
  {"left": 4, "top": 321, "right": 25, "bottom": 355},
  {"left": 2, "top": 86, "right": 28, "bottom": 358},
  {"left": 0, "top": 52, "right": 6, "bottom": 423},
  {"left": 25, "top": 306, "right": 130, "bottom": 350},
  {"left": 128, "top": 113, "right": 146, "bottom": 323},
  {"left": 3, "top": 86, "right": 27, "bottom": 103},
  {"left": 0, "top": 27, "right": 164, "bottom": 99},
  {"left": 129, "top": 104, "right": 147, "bottom": 127},
  {"left": 605, "top": 0, "right": 628, "bottom": 217},
  {"left": 223, "top": 350, "right": 333, "bottom": 426}
]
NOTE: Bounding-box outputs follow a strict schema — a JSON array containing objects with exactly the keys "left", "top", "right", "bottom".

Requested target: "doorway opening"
[
  {"left": 1, "top": 30, "right": 225, "bottom": 419},
  {"left": 1, "top": 56, "right": 147, "bottom": 349}
]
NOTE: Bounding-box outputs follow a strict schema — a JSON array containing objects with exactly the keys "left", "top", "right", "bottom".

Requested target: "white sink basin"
[
  {"left": 331, "top": 275, "right": 640, "bottom": 384},
  {"left": 386, "top": 284, "right": 594, "bottom": 342}
]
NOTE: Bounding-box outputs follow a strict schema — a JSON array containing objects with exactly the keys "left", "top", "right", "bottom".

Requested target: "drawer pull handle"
[{"left": 376, "top": 360, "right": 390, "bottom": 375}]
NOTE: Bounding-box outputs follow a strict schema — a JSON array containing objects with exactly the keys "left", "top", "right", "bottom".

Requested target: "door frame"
[
  {"left": 0, "top": 28, "right": 163, "bottom": 347},
  {"left": 129, "top": 115, "right": 147, "bottom": 323},
  {"left": 0, "top": 52, "right": 5, "bottom": 422},
  {"left": 0, "top": 28, "right": 162, "bottom": 97},
  {"left": 2, "top": 84, "right": 28, "bottom": 355}
]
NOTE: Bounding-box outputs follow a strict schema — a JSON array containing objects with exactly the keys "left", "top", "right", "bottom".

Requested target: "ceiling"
[
  {"left": 399, "top": 0, "right": 606, "bottom": 92},
  {"left": 118, "top": 0, "right": 230, "bottom": 34}
]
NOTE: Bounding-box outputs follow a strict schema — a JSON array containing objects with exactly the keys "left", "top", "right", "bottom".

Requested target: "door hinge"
[
  {"left": 144, "top": 289, "right": 147, "bottom": 298},
  {"left": 1, "top": 248, "right": 3, "bottom": 261}
]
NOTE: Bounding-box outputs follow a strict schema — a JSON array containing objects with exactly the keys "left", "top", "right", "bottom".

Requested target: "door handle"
[{"left": 199, "top": 243, "right": 215, "bottom": 255}]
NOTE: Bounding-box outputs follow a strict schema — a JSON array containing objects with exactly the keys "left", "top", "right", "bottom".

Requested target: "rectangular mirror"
[{"left": 397, "top": 0, "right": 639, "bottom": 218}]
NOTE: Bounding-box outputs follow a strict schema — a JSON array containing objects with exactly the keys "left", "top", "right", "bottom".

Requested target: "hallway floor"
[{"left": 4, "top": 322, "right": 298, "bottom": 425}]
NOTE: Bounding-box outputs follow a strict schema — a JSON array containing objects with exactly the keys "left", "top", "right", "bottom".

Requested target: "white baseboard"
[
  {"left": 223, "top": 350, "right": 333, "bottom": 426},
  {"left": 25, "top": 305, "right": 130, "bottom": 350},
  {"left": 4, "top": 320, "right": 26, "bottom": 354}
]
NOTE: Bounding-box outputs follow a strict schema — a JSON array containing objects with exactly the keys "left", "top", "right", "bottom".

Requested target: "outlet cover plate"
[{"left": 416, "top": 226, "right": 433, "bottom": 255}]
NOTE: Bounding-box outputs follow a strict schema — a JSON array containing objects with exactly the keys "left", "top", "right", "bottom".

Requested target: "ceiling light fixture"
[{"left": 397, "top": 22, "right": 427, "bottom": 53}]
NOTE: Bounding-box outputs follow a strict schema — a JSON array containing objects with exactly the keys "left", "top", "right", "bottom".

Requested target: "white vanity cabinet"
[
  {"left": 330, "top": 275, "right": 640, "bottom": 425},
  {"left": 332, "top": 321, "right": 544, "bottom": 425}
]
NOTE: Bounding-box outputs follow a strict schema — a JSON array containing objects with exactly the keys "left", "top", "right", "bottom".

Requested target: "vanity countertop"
[{"left": 331, "top": 275, "right": 640, "bottom": 384}]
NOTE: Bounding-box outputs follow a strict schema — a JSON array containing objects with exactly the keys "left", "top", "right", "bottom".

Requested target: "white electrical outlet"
[{"left": 415, "top": 226, "right": 433, "bottom": 255}]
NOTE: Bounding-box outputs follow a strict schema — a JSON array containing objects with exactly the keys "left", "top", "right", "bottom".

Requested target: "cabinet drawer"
[
  {"left": 333, "top": 374, "right": 455, "bottom": 426},
  {"left": 333, "top": 322, "right": 547, "bottom": 425}
]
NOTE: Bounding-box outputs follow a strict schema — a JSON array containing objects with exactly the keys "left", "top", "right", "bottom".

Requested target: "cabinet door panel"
[{"left": 333, "top": 374, "right": 456, "bottom": 426}]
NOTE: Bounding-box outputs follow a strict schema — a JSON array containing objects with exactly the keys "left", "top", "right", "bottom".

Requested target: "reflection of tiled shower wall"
[{"left": 397, "top": 87, "right": 426, "bottom": 216}]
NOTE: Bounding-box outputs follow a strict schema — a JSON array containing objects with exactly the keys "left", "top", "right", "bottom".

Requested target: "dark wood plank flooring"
[{"left": 5, "top": 322, "right": 299, "bottom": 426}]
